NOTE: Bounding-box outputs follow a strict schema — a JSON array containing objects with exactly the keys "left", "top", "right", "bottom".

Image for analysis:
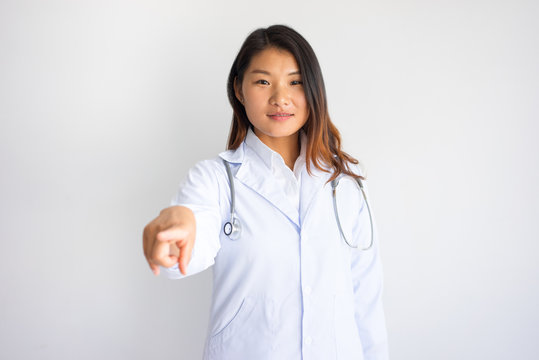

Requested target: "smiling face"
[{"left": 234, "top": 47, "right": 310, "bottom": 147}]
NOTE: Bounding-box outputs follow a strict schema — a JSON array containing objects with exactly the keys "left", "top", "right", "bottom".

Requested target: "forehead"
[{"left": 246, "top": 47, "right": 299, "bottom": 73}]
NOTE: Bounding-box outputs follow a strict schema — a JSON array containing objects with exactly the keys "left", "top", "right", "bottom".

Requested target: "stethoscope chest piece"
[{"left": 223, "top": 217, "right": 241, "bottom": 240}]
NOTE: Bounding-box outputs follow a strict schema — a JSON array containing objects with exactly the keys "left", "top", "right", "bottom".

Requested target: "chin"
[{"left": 263, "top": 128, "right": 301, "bottom": 138}]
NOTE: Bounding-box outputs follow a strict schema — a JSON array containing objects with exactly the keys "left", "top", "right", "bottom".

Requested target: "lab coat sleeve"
[
  {"left": 350, "top": 171, "right": 390, "bottom": 360},
  {"left": 160, "top": 159, "right": 223, "bottom": 280}
]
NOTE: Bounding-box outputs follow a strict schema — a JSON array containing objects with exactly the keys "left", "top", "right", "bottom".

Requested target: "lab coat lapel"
[
  {"left": 299, "top": 163, "right": 332, "bottom": 224},
  {"left": 234, "top": 147, "right": 300, "bottom": 228}
]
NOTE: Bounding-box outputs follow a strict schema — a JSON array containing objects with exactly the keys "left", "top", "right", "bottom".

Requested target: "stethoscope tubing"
[
  {"left": 331, "top": 177, "right": 374, "bottom": 250},
  {"left": 222, "top": 159, "right": 374, "bottom": 250},
  {"left": 223, "top": 158, "right": 241, "bottom": 239}
]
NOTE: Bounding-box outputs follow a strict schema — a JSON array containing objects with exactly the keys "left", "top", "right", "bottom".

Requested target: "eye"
[
  {"left": 291, "top": 80, "right": 303, "bottom": 85},
  {"left": 255, "top": 79, "right": 269, "bottom": 85}
]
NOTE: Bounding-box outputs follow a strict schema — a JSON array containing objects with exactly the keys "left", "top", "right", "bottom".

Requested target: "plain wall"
[{"left": 1, "top": 0, "right": 538, "bottom": 359}]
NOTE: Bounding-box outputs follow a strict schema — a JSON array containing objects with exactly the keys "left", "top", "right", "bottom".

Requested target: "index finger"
[{"left": 156, "top": 226, "right": 190, "bottom": 243}]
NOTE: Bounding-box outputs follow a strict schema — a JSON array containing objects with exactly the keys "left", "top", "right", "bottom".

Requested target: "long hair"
[{"left": 226, "top": 24, "right": 364, "bottom": 182}]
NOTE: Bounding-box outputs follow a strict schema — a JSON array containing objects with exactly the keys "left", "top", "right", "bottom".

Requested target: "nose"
[{"left": 269, "top": 83, "right": 290, "bottom": 107}]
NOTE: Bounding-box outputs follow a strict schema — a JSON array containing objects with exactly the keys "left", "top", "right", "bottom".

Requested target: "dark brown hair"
[{"left": 226, "top": 24, "right": 363, "bottom": 182}]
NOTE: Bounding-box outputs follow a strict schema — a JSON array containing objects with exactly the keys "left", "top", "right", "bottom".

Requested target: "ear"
[{"left": 233, "top": 77, "right": 244, "bottom": 104}]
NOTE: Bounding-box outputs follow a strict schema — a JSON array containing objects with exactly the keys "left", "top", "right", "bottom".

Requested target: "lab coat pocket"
[{"left": 207, "top": 295, "right": 276, "bottom": 359}]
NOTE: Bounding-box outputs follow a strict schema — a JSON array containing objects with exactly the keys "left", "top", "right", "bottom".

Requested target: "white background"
[{"left": 1, "top": 0, "right": 538, "bottom": 359}]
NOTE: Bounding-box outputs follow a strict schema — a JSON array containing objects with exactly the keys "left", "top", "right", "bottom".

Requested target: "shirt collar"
[{"left": 244, "top": 127, "right": 307, "bottom": 173}]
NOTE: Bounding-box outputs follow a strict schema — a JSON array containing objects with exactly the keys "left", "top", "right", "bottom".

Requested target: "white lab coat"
[{"left": 162, "top": 129, "right": 389, "bottom": 360}]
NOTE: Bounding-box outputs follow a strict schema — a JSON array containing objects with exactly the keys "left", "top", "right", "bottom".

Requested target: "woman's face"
[{"left": 235, "top": 47, "right": 309, "bottom": 145}]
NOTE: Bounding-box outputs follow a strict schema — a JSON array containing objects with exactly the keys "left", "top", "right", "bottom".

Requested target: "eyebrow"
[{"left": 249, "top": 69, "right": 301, "bottom": 76}]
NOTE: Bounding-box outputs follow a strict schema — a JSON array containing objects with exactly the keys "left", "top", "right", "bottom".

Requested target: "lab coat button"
[
  {"left": 305, "top": 336, "right": 312, "bottom": 345},
  {"left": 304, "top": 286, "right": 312, "bottom": 295}
]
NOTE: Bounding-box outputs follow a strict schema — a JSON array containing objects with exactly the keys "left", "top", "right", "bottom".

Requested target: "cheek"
[
  {"left": 292, "top": 88, "right": 307, "bottom": 104},
  {"left": 246, "top": 100, "right": 265, "bottom": 117},
  {"left": 297, "top": 94, "right": 308, "bottom": 113},
  {"left": 245, "top": 89, "right": 266, "bottom": 106}
]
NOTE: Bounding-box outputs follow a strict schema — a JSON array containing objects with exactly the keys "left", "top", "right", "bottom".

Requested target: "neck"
[{"left": 254, "top": 129, "right": 301, "bottom": 170}]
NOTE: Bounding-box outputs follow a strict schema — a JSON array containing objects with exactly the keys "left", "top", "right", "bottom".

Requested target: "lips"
[{"left": 268, "top": 112, "right": 294, "bottom": 121}]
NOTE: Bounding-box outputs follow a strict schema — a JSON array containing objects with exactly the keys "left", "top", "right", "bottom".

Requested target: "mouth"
[{"left": 267, "top": 112, "right": 294, "bottom": 121}]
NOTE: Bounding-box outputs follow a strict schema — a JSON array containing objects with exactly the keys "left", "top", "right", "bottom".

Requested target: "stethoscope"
[{"left": 222, "top": 159, "right": 374, "bottom": 250}]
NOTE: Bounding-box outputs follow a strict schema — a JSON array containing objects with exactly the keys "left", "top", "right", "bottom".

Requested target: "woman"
[{"left": 143, "top": 24, "right": 389, "bottom": 360}]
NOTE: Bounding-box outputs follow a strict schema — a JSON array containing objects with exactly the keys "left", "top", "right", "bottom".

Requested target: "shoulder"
[
  {"left": 187, "top": 143, "right": 246, "bottom": 180},
  {"left": 344, "top": 156, "right": 367, "bottom": 179},
  {"left": 186, "top": 157, "right": 226, "bottom": 185}
]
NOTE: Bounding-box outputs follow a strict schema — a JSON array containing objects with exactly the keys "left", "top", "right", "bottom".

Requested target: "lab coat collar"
[
  {"left": 218, "top": 142, "right": 244, "bottom": 164},
  {"left": 218, "top": 129, "right": 331, "bottom": 229},
  {"left": 298, "top": 154, "right": 332, "bottom": 226}
]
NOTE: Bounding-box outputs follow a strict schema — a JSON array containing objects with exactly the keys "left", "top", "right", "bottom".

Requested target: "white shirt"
[
  {"left": 243, "top": 128, "right": 306, "bottom": 213},
  {"left": 162, "top": 129, "right": 389, "bottom": 360}
]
